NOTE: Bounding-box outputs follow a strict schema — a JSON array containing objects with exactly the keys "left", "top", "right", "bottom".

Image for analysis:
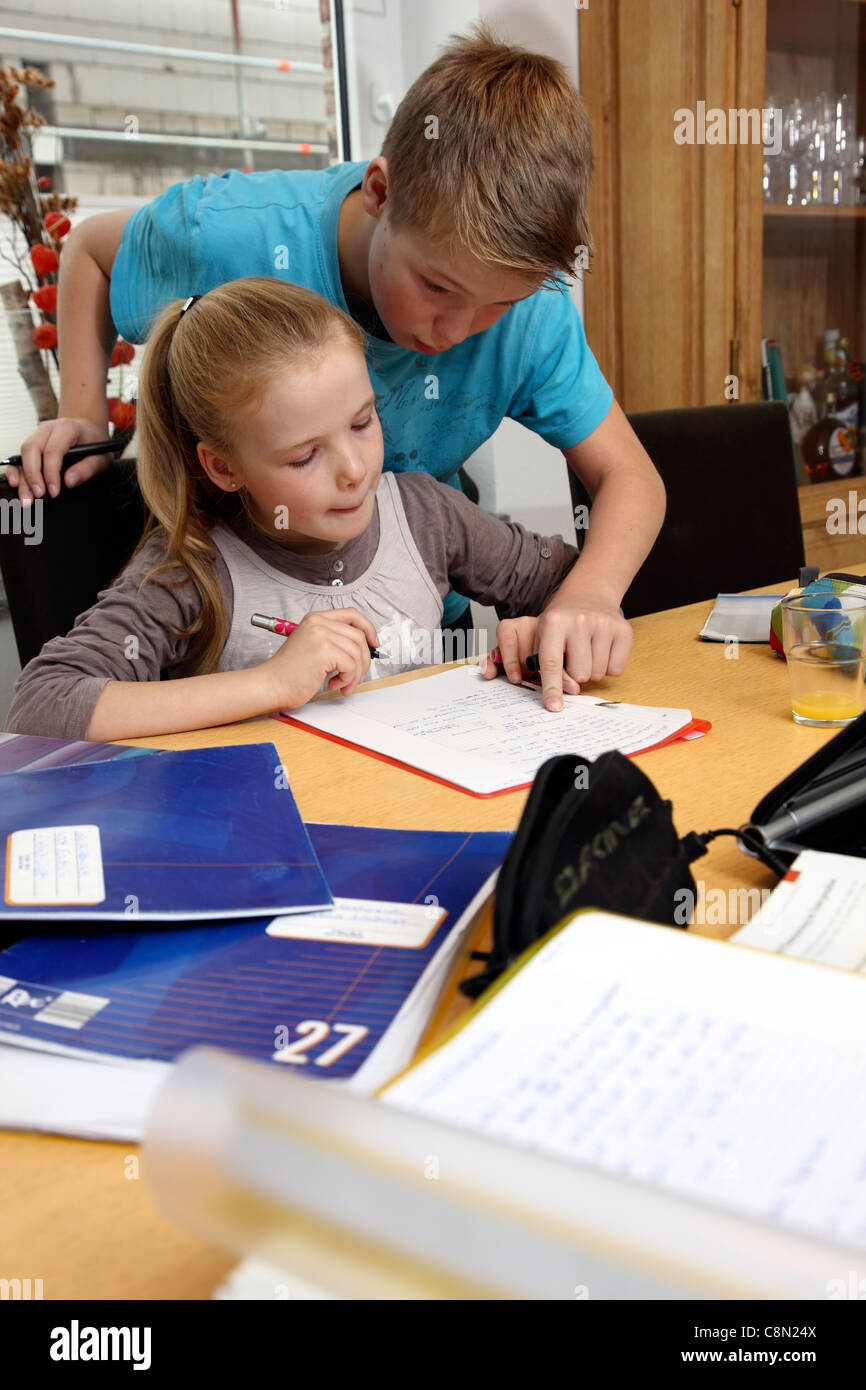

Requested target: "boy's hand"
[
  {"left": 483, "top": 615, "right": 582, "bottom": 710},
  {"left": 6, "top": 418, "right": 111, "bottom": 503},
  {"left": 262, "top": 607, "right": 380, "bottom": 710},
  {"left": 483, "top": 596, "right": 632, "bottom": 713},
  {"left": 537, "top": 592, "right": 633, "bottom": 710}
]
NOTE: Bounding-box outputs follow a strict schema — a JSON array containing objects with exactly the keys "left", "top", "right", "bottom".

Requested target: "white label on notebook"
[
  {"left": 5, "top": 825, "right": 106, "bottom": 906},
  {"left": 0, "top": 978, "right": 109, "bottom": 1030},
  {"left": 266, "top": 897, "right": 446, "bottom": 949},
  {"left": 33, "top": 990, "right": 109, "bottom": 1030}
]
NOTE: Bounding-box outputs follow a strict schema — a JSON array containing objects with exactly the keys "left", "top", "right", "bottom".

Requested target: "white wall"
[{"left": 475, "top": 0, "right": 582, "bottom": 538}]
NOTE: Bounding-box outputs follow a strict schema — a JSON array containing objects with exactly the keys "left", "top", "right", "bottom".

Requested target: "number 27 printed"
[{"left": 272, "top": 1020, "right": 369, "bottom": 1067}]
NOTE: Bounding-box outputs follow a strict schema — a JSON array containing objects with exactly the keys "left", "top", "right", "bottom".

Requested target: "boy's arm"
[
  {"left": 530, "top": 401, "right": 666, "bottom": 706},
  {"left": 7, "top": 209, "right": 134, "bottom": 504},
  {"left": 393, "top": 471, "right": 578, "bottom": 621}
]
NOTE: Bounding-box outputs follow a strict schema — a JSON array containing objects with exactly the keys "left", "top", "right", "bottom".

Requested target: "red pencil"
[{"left": 251, "top": 612, "right": 380, "bottom": 659}]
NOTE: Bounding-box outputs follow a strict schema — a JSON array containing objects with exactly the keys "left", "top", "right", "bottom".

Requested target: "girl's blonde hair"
[{"left": 131, "top": 276, "right": 367, "bottom": 674}]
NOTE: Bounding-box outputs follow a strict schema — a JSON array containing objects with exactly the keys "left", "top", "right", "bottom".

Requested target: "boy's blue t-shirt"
[{"left": 111, "top": 161, "right": 613, "bottom": 625}]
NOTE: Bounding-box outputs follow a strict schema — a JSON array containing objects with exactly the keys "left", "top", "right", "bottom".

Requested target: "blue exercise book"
[
  {"left": 0, "top": 731, "right": 154, "bottom": 775},
  {"left": 0, "top": 741, "right": 331, "bottom": 921},
  {"left": 0, "top": 823, "right": 509, "bottom": 1090}
]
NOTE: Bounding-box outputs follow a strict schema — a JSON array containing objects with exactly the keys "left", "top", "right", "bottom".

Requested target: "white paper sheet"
[
  {"left": 384, "top": 910, "right": 866, "bottom": 1252},
  {"left": 698, "top": 593, "right": 784, "bottom": 642},
  {"left": 0, "top": 1043, "right": 169, "bottom": 1141},
  {"left": 266, "top": 897, "right": 445, "bottom": 948},
  {"left": 212, "top": 1257, "right": 336, "bottom": 1301},
  {"left": 732, "top": 849, "right": 866, "bottom": 971},
  {"left": 288, "top": 665, "right": 698, "bottom": 795}
]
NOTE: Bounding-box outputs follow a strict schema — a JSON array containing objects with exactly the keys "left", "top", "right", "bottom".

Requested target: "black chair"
[
  {"left": 0, "top": 459, "right": 147, "bottom": 670},
  {"left": 568, "top": 402, "right": 805, "bottom": 619},
  {"left": 1, "top": 403, "right": 806, "bottom": 667}
]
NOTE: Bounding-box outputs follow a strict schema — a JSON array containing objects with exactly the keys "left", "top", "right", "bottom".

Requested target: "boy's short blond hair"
[{"left": 381, "top": 21, "right": 593, "bottom": 289}]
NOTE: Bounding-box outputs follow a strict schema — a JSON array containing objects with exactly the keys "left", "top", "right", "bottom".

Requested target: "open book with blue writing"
[
  {"left": 281, "top": 664, "right": 710, "bottom": 797},
  {"left": 383, "top": 908, "right": 866, "bottom": 1257}
]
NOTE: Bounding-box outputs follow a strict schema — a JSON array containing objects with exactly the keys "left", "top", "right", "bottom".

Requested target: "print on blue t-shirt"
[{"left": 111, "top": 161, "right": 613, "bottom": 624}]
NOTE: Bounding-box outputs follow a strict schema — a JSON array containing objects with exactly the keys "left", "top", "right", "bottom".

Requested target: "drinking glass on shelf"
[
  {"left": 853, "top": 136, "right": 866, "bottom": 207},
  {"left": 828, "top": 93, "right": 855, "bottom": 206},
  {"left": 766, "top": 93, "right": 860, "bottom": 207},
  {"left": 782, "top": 98, "right": 806, "bottom": 205},
  {"left": 762, "top": 95, "right": 785, "bottom": 202},
  {"left": 798, "top": 126, "right": 824, "bottom": 206},
  {"left": 762, "top": 95, "right": 774, "bottom": 201}
]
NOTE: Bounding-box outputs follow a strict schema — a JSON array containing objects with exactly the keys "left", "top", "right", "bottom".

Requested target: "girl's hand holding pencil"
[{"left": 259, "top": 608, "right": 380, "bottom": 709}]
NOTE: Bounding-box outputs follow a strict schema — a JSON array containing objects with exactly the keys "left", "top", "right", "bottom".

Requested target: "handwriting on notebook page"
[
  {"left": 385, "top": 917, "right": 866, "bottom": 1252},
  {"left": 365, "top": 682, "right": 691, "bottom": 776}
]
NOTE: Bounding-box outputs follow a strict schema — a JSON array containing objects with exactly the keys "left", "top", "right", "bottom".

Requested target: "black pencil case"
[{"left": 461, "top": 751, "right": 698, "bottom": 997}]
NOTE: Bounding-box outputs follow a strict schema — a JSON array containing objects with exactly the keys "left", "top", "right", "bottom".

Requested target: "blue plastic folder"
[
  {"left": 0, "top": 731, "right": 154, "bottom": 775},
  {"left": 0, "top": 742, "right": 331, "bottom": 921},
  {"left": 0, "top": 823, "right": 509, "bottom": 1082}
]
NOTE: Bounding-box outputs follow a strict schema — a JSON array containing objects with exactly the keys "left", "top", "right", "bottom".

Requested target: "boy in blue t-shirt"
[{"left": 11, "top": 23, "right": 665, "bottom": 709}]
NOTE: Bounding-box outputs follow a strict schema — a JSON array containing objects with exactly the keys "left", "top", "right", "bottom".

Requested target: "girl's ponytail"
[{"left": 131, "top": 301, "right": 228, "bottom": 673}]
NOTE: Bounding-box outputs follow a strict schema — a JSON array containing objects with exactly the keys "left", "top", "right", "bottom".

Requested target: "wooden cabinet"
[
  {"left": 798, "top": 477, "right": 866, "bottom": 569},
  {"left": 579, "top": 0, "right": 864, "bottom": 411},
  {"left": 762, "top": 0, "right": 866, "bottom": 381},
  {"left": 579, "top": 0, "right": 766, "bottom": 410},
  {"left": 579, "top": 0, "right": 866, "bottom": 568}
]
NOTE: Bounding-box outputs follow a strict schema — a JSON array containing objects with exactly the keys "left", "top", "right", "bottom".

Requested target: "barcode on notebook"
[{"left": 33, "top": 990, "right": 109, "bottom": 1030}]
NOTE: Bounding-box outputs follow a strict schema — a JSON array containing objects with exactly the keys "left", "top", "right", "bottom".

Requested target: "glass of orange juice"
[{"left": 781, "top": 593, "right": 866, "bottom": 726}]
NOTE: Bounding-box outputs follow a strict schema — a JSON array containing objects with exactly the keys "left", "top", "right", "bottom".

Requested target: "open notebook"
[
  {"left": 279, "top": 664, "right": 710, "bottom": 796},
  {"left": 383, "top": 909, "right": 866, "bottom": 1256}
]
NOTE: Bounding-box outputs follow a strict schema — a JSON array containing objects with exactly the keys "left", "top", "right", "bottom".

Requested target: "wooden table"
[{"left": 2, "top": 578, "right": 857, "bottom": 1299}]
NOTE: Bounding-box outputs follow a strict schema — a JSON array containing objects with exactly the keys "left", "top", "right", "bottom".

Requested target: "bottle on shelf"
[
  {"left": 790, "top": 364, "right": 818, "bottom": 484},
  {"left": 801, "top": 391, "right": 859, "bottom": 482},
  {"left": 790, "top": 364, "right": 818, "bottom": 445},
  {"left": 835, "top": 337, "right": 861, "bottom": 454},
  {"left": 813, "top": 329, "right": 843, "bottom": 415}
]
